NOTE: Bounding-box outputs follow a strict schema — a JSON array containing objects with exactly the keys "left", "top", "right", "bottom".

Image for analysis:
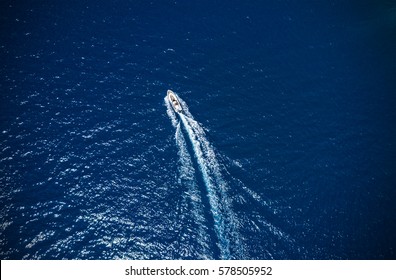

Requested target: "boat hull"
[{"left": 167, "top": 90, "right": 183, "bottom": 113}]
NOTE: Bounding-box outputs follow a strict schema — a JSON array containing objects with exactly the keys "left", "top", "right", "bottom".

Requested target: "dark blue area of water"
[{"left": 1, "top": 0, "right": 395, "bottom": 259}]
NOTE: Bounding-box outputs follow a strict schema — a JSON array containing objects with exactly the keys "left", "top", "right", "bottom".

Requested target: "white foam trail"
[
  {"left": 181, "top": 110, "right": 242, "bottom": 258},
  {"left": 165, "top": 96, "right": 212, "bottom": 259},
  {"left": 166, "top": 92, "right": 243, "bottom": 259},
  {"left": 167, "top": 93, "right": 297, "bottom": 258},
  {"left": 175, "top": 123, "right": 213, "bottom": 258},
  {"left": 179, "top": 114, "right": 230, "bottom": 259}
]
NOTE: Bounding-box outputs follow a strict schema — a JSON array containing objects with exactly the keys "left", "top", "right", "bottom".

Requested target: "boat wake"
[
  {"left": 164, "top": 93, "right": 243, "bottom": 259},
  {"left": 165, "top": 98, "right": 212, "bottom": 259}
]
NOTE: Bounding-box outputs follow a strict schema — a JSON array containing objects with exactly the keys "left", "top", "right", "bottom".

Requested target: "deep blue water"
[{"left": 1, "top": 0, "right": 395, "bottom": 259}]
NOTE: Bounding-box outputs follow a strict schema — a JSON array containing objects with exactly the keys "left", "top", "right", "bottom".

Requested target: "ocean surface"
[{"left": 1, "top": 0, "right": 395, "bottom": 259}]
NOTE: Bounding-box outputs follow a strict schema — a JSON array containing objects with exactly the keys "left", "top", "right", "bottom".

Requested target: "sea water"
[{"left": 1, "top": 0, "right": 395, "bottom": 259}]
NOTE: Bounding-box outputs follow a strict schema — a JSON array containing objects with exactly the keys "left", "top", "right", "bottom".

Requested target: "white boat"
[{"left": 167, "top": 90, "right": 183, "bottom": 113}]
